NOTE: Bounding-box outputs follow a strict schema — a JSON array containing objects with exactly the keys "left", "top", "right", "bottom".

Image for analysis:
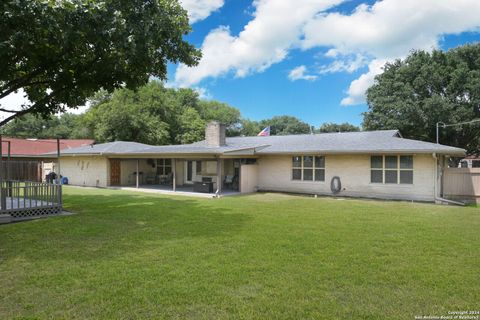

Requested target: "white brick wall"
[
  {"left": 60, "top": 156, "right": 108, "bottom": 187},
  {"left": 257, "top": 154, "right": 436, "bottom": 201}
]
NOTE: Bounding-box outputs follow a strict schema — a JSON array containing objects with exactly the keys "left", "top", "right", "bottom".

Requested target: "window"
[
  {"left": 157, "top": 159, "right": 172, "bottom": 175},
  {"left": 196, "top": 161, "right": 202, "bottom": 174},
  {"left": 292, "top": 156, "right": 325, "bottom": 181},
  {"left": 370, "top": 156, "right": 383, "bottom": 183},
  {"left": 399, "top": 155, "right": 413, "bottom": 184},
  {"left": 370, "top": 155, "right": 413, "bottom": 184},
  {"left": 472, "top": 160, "right": 480, "bottom": 168}
]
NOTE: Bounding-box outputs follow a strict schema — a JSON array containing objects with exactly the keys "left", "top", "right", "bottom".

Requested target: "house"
[
  {"left": 56, "top": 122, "right": 465, "bottom": 202},
  {"left": 1, "top": 137, "right": 94, "bottom": 181},
  {"left": 459, "top": 156, "right": 480, "bottom": 168},
  {"left": 1, "top": 137, "right": 94, "bottom": 160}
]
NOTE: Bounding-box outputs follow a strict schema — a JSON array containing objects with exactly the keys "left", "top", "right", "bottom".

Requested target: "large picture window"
[
  {"left": 157, "top": 159, "right": 172, "bottom": 175},
  {"left": 370, "top": 155, "right": 413, "bottom": 184},
  {"left": 292, "top": 156, "right": 325, "bottom": 181}
]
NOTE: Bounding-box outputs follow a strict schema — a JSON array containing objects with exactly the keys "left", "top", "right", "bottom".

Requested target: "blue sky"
[
  {"left": 1, "top": 0, "right": 479, "bottom": 126},
  {"left": 170, "top": 0, "right": 480, "bottom": 127}
]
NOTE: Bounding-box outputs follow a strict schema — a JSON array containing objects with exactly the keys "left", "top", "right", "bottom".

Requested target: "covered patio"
[{"left": 107, "top": 157, "right": 257, "bottom": 197}]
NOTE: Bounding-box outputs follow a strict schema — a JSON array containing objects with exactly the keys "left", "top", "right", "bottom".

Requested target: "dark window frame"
[
  {"left": 157, "top": 159, "right": 172, "bottom": 176},
  {"left": 292, "top": 155, "right": 325, "bottom": 182},
  {"left": 370, "top": 155, "right": 413, "bottom": 184}
]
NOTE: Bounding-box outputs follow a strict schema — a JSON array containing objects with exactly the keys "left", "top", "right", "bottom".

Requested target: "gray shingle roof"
[
  {"left": 55, "top": 141, "right": 153, "bottom": 155},
  {"left": 56, "top": 130, "right": 466, "bottom": 156},
  {"left": 225, "top": 130, "right": 466, "bottom": 155}
]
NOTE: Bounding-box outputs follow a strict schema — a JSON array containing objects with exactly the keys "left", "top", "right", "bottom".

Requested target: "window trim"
[
  {"left": 156, "top": 158, "right": 172, "bottom": 176},
  {"left": 370, "top": 155, "right": 414, "bottom": 185},
  {"left": 292, "top": 155, "right": 325, "bottom": 182}
]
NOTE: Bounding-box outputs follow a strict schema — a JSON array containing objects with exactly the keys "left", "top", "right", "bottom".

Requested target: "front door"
[
  {"left": 110, "top": 159, "right": 121, "bottom": 186},
  {"left": 184, "top": 160, "right": 197, "bottom": 184}
]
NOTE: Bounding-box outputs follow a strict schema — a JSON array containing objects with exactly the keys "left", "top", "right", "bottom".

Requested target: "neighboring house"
[
  {"left": 459, "top": 156, "right": 480, "bottom": 168},
  {"left": 55, "top": 122, "right": 465, "bottom": 202},
  {"left": 1, "top": 137, "right": 94, "bottom": 181},
  {"left": 1, "top": 137, "right": 94, "bottom": 160}
]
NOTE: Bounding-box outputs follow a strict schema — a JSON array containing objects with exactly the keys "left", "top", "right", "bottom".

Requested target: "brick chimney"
[{"left": 205, "top": 121, "right": 226, "bottom": 147}]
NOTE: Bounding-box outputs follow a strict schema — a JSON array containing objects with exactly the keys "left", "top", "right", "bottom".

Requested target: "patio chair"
[
  {"left": 167, "top": 172, "right": 174, "bottom": 185},
  {"left": 224, "top": 175, "right": 234, "bottom": 189},
  {"left": 145, "top": 173, "right": 156, "bottom": 184}
]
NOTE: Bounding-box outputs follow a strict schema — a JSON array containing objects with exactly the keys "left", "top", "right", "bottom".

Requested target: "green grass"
[{"left": 1, "top": 187, "right": 479, "bottom": 319}]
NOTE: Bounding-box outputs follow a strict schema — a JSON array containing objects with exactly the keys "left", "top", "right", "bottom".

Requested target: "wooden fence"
[
  {"left": 443, "top": 168, "right": 480, "bottom": 203},
  {"left": 0, "top": 160, "right": 42, "bottom": 182},
  {"left": 0, "top": 180, "right": 62, "bottom": 221}
]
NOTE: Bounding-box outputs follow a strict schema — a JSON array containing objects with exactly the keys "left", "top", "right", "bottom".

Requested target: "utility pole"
[
  {"left": 436, "top": 122, "right": 445, "bottom": 144},
  {"left": 436, "top": 119, "right": 480, "bottom": 144}
]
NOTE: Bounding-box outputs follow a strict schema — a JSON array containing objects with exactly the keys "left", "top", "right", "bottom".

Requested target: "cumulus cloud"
[
  {"left": 175, "top": 0, "right": 480, "bottom": 105},
  {"left": 318, "top": 53, "right": 368, "bottom": 74},
  {"left": 303, "top": 0, "right": 480, "bottom": 104},
  {"left": 288, "top": 65, "right": 318, "bottom": 81},
  {"left": 175, "top": 0, "right": 343, "bottom": 86},
  {"left": 340, "top": 59, "right": 386, "bottom": 106},
  {"left": 180, "top": 0, "right": 224, "bottom": 24}
]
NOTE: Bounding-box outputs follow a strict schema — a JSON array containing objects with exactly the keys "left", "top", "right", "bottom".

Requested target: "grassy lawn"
[{"left": 1, "top": 187, "right": 479, "bottom": 319}]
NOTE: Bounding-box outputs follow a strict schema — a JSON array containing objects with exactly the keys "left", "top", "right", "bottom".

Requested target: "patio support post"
[
  {"left": 136, "top": 159, "right": 139, "bottom": 188},
  {"left": 56, "top": 138, "right": 61, "bottom": 208},
  {"left": 172, "top": 159, "right": 176, "bottom": 192},
  {"left": 216, "top": 158, "right": 222, "bottom": 195},
  {"left": 56, "top": 138, "right": 61, "bottom": 184}
]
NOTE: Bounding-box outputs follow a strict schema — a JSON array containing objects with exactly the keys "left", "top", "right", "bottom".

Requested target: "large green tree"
[
  {"left": 83, "top": 81, "right": 241, "bottom": 144},
  {"left": 0, "top": 113, "right": 88, "bottom": 139},
  {"left": 260, "top": 116, "right": 311, "bottom": 135},
  {"left": 363, "top": 44, "right": 480, "bottom": 154},
  {"left": 0, "top": 0, "right": 200, "bottom": 126},
  {"left": 237, "top": 116, "right": 312, "bottom": 136},
  {"left": 317, "top": 122, "right": 360, "bottom": 133}
]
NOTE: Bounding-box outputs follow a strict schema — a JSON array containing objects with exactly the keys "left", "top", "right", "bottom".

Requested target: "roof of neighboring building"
[
  {"left": 56, "top": 130, "right": 466, "bottom": 156},
  {"left": 49, "top": 141, "right": 153, "bottom": 155},
  {"left": 1, "top": 137, "right": 95, "bottom": 157}
]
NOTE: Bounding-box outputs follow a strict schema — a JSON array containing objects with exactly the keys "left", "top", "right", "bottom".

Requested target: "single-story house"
[
  {"left": 56, "top": 122, "right": 465, "bottom": 202},
  {"left": 1, "top": 137, "right": 94, "bottom": 181},
  {"left": 459, "top": 156, "right": 480, "bottom": 168},
  {"left": 1, "top": 137, "right": 94, "bottom": 161}
]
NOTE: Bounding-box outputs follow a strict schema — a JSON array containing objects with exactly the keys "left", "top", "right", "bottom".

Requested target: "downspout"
[{"left": 432, "top": 153, "right": 464, "bottom": 206}]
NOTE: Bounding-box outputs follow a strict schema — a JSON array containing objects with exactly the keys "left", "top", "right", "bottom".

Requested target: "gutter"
[{"left": 432, "top": 153, "right": 464, "bottom": 206}]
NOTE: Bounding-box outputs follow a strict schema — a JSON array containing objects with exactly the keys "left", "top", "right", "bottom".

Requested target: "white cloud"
[
  {"left": 0, "top": 90, "right": 89, "bottom": 122},
  {"left": 0, "top": 90, "right": 29, "bottom": 121},
  {"left": 303, "top": 0, "right": 480, "bottom": 104},
  {"left": 288, "top": 65, "right": 318, "bottom": 81},
  {"left": 193, "top": 86, "right": 212, "bottom": 99},
  {"left": 318, "top": 53, "right": 368, "bottom": 74},
  {"left": 180, "top": 0, "right": 224, "bottom": 24},
  {"left": 176, "top": 0, "right": 480, "bottom": 105},
  {"left": 175, "top": 0, "right": 344, "bottom": 86},
  {"left": 340, "top": 59, "right": 386, "bottom": 105}
]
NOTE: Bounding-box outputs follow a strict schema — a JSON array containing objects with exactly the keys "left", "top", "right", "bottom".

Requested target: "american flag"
[{"left": 257, "top": 126, "right": 270, "bottom": 136}]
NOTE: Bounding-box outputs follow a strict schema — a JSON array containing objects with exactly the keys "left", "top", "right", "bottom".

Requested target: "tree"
[
  {"left": 363, "top": 44, "right": 480, "bottom": 154},
  {"left": 84, "top": 83, "right": 173, "bottom": 145},
  {"left": 196, "top": 100, "right": 241, "bottom": 136},
  {"left": 0, "top": 0, "right": 200, "bottom": 126},
  {"left": 0, "top": 113, "right": 88, "bottom": 139},
  {"left": 317, "top": 122, "right": 360, "bottom": 133},
  {"left": 83, "top": 81, "right": 241, "bottom": 145},
  {"left": 237, "top": 119, "right": 262, "bottom": 136},
  {"left": 260, "top": 116, "right": 311, "bottom": 135}
]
